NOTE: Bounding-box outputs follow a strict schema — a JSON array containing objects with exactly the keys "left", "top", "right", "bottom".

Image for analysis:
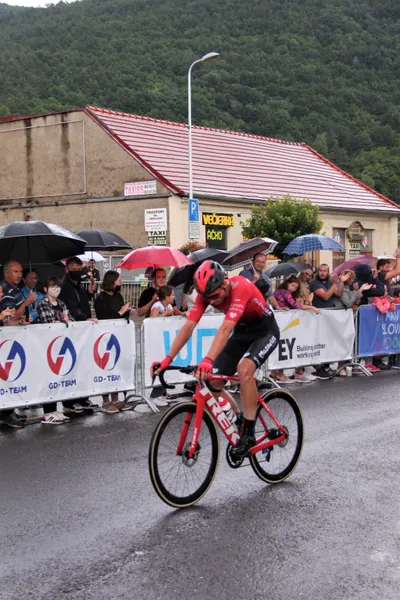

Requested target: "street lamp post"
[{"left": 188, "top": 51, "right": 220, "bottom": 240}]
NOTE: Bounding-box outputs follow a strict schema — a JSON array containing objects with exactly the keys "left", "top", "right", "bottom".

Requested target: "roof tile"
[{"left": 87, "top": 106, "right": 399, "bottom": 212}]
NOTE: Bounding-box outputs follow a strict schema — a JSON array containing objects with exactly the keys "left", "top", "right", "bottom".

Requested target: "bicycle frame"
[{"left": 176, "top": 375, "right": 288, "bottom": 459}]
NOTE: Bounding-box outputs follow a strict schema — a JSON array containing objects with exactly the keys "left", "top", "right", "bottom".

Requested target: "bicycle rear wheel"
[
  {"left": 149, "top": 401, "right": 219, "bottom": 508},
  {"left": 250, "top": 389, "right": 303, "bottom": 483}
]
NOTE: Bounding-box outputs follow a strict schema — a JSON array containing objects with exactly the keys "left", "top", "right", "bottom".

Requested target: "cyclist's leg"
[
  {"left": 232, "top": 325, "right": 280, "bottom": 458},
  {"left": 238, "top": 327, "right": 280, "bottom": 419},
  {"left": 211, "top": 336, "right": 249, "bottom": 413}
]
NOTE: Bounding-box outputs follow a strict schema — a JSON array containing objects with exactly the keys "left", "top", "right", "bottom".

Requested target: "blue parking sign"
[{"left": 189, "top": 198, "right": 199, "bottom": 222}]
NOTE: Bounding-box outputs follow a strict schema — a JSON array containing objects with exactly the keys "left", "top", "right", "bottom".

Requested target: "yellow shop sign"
[{"left": 202, "top": 213, "right": 234, "bottom": 227}]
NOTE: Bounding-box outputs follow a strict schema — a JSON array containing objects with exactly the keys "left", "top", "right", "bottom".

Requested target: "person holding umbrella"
[{"left": 239, "top": 253, "right": 280, "bottom": 310}]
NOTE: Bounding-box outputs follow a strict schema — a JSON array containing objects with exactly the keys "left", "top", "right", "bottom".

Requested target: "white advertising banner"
[
  {"left": 0, "top": 320, "right": 135, "bottom": 409},
  {"left": 142, "top": 309, "right": 355, "bottom": 385},
  {"left": 268, "top": 308, "right": 355, "bottom": 369}
]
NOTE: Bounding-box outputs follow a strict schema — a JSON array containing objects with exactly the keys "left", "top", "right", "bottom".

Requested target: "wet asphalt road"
[{"left": 2, "top": 372, "right": 400, "bottom": 600}]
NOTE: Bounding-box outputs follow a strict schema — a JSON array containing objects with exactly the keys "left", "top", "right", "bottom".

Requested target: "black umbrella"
[
  {"left": 222, "top": 237, "right": 278, "bottom": 271},
  {"left": 0, "top": 221, "right": 87, "bottom": 266},
  {"left": 168, "top": 248, "right": 229, "bottom": 288},
  {"left": 75, "top": 228, "right": 132, "bottom": 250},
  {"left": 265, "top": 262, "right": 312, "bottom": 279}
]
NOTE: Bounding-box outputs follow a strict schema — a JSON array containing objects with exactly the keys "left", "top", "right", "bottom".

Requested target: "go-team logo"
[
  {"left": 0, "top": 340, "right": 26, "bottom": 381},
  {"left": 94, "top": 333, "right": 121, "bottom": 370},
  {"left": 47, "top": 336, "right": 77, "bottom": 376}
]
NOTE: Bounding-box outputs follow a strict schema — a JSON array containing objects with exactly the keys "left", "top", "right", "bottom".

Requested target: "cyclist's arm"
[
  {"left": 165, "top": 319, "right": 197, "bottom": 360},
  {"left": 203, "top": 320, "right": 236, "bottom": 361}
]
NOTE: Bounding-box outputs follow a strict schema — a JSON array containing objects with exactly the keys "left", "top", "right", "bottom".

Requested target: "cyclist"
[{"left": 152, "top": 260, "right": 280, "bottom": 459}]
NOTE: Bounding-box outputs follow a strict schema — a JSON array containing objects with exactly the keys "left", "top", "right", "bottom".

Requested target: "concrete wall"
[
  {"left": 320, "top": 211, "right": 398, "bottom": 265},
  {"left": 0, "top": 196, "right": 170, "bottom": 250},
  {"left": 0, "top": 110, "right": 170, "bottom": 202}
]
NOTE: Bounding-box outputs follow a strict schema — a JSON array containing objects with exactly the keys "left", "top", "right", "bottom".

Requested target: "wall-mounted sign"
[
  {"left": 148, "top": 230, "right": 167, "bottom": 245},
  {"left": 347, "top": 221, "right": 364, "bottom": 243},
  {"left": 144, "top": 208, "right": 167, "bottom": 232},
  {"left": 189, "top": 221, "right": 200, "bottom": 240},
  {"left": 124, "top": 180, "right": 157, "bottom": 197},
  {"left": 205, "top": 227, "right": 227, "bottom": 250},
  {"left": 349, "top": 242, "right": 361, "bottom": 258},
  {"left": 202, "top": 213, "right": 234, "bottom": 227}
]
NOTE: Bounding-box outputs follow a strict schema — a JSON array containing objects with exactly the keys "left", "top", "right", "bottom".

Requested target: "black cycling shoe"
[{"left": 231, "top": 431, "right": 256, "bottom": 459}]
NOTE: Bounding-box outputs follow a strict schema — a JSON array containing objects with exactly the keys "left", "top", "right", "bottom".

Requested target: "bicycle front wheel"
[
  {"left": 250, "top": 389, "right": 303, "bottom": 483},
  {"left": 149, "top": 401, "right": 219, "bottom": 508}
]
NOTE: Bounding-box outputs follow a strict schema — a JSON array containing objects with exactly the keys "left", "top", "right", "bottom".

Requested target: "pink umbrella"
[
  {"left": 116, "top": 246, "right": 193, "bottom": 270},
  {"left": 332, "top": 255, "right": 377, "bottom": 276}
]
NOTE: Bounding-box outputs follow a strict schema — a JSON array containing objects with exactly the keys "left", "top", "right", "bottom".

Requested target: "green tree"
[{"left": 241, "top": 195, "right": 323, "bottom": 259}]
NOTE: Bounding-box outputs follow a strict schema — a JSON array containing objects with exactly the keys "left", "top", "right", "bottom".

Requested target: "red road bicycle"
[{"left": 149, "top": 366, "right": 304, "bottom": 508}]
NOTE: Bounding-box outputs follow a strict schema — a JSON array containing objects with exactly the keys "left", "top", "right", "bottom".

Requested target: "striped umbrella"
[{"left": 283, "top": 234, "right": 344, "bottom": 256}]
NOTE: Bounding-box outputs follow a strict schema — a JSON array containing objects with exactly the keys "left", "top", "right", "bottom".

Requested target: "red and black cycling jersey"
[{"left": 187, "top": 276, "right": 273, "bottom": 325}]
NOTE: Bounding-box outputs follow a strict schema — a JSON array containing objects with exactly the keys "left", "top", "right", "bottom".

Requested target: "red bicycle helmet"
[{"left": 193, "top": 260, "right": 225, "bottom": 296}]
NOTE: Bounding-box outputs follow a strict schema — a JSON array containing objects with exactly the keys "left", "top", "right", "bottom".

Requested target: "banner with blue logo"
[
  {"left": 357, "top": 305, "right": 400, "bottom": 357},
  {"left": 142, "top": 309, "right": 355, "bottom": 385},
  {"left": 0, "top": 320, "right": 135, "bottom": 409}
]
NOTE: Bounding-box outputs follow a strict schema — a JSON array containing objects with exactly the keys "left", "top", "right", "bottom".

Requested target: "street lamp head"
[{"left": 200, "top": 52, "right": 220, "bottom": 62}]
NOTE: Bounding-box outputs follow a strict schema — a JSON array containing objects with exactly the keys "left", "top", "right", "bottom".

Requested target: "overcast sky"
[{"left": 3, "top": 0, "right": 72, "bottom": 7}]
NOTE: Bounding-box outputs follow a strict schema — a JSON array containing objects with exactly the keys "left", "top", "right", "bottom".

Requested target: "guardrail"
[{"left": 1, "top": 305, "right": 398, "bottom": 413}]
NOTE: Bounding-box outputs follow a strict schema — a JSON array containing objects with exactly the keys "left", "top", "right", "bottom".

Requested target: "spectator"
[
  {"left": 59, "top": 257, "right": 99, "bottom": 413},
  {"left": 0, "top": 260, "right": 35, "bottom": 323},
  {"left": 354, "top": 263, "right": 386, "bottom": 373},
  {"left": 82, "top": 259, "right": 101, "bottom": 288},
  {"left": 59, "top": 257, "right": 97, "bottom": 322},
  {"left": 37, "top": 277, "right": 72, "bottom": 424},
  {"left": 144, "top": 266, "right": 154, "bottom": 285},
  {"left": 137, "top": 268, "right": 167, "bottom": 317},
  {"left": 271, "top": 275, "right": 320, "bottom": 383},
  {"left": 0, "top": 285, "right": 15, "bottom": 325},
  {"left": 150, "top": 286, "right": 175, "bottom": 317},
  {"left": 374, "top": 252, "right": 400, "bottom": 370},
  {"left": 310, "top": 264, "right": 344, "bottom": 309},
  {"left": 0, "top": 283, "right": 20, "bottom": 428},
  {"left": 0, "top": 261, "right": 37, "bottom": 429},
  {"left": 21, "top": 269, "right": 44, "bottom": 321},
  {"left": 333, "top": 270, "right": 371, "bottom": 309},
  {"left": 239, "top": 253, "right": 280, "bottom": 310},
  {"left": 95, "top": 270, "right": 131, "bottom": 321},
  {"left": 309, "top": 264, "right": 345, "bottom": 379},
  {"left": 94, "top": 270, "right": 133, "bottom": 413},
  {"left": 298, "top": 268, "right": 314, "bottom": 304},
  {"left": 37, "top": 276, "right": 73, "bottom": 324}
]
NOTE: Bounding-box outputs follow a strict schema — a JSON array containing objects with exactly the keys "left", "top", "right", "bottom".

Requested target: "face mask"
[
  {"left": 115, "top": 285, "right": 121, "bottom": 293},
  {"left": 48, "top": 286, "right": 61, "bottom": 298},
  {"left": 69, "top": 270, "right": 82, "bottom": 282}
]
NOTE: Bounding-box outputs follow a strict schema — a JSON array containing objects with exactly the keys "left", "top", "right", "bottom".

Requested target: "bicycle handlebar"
[{"left": 152, "top": 364, "right": 224, "bottom": 394}]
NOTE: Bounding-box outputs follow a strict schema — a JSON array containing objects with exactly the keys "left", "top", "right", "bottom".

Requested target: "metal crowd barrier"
[{"left": 3, "top": 305, "right": 399, "bottom": 415}]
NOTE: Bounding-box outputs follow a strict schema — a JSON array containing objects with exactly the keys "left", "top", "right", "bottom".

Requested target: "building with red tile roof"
[{"left": 0, "top": 105, "right": 398, "bottom": 266}]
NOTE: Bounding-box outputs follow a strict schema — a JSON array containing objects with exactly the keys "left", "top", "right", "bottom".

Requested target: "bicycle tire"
[
  {"left": 249, "top": 389, "right": 303, "bottom": 483},
  {"left": 149, "top": 401, "right": 220, "bottom": 508}
]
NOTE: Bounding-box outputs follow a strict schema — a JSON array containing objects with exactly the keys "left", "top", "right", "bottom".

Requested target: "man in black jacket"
[
  {"left": 60, "top": 257, "right": 98, "bottom": 321},
  {"left": 59, "top": 256, "right": 99, "bottom": 413}
]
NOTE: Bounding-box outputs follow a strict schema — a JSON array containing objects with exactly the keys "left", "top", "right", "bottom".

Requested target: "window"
[{"left": 332, "top": 228, "right": 346, "bottom": 269}]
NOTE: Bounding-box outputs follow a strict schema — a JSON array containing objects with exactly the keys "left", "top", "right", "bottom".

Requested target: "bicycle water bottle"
[{"left": 218, "top": 397, "right": 236, "bottom": 424}]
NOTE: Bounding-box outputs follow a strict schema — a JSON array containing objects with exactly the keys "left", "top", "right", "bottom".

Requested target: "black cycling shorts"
[{"left": 212, "top": 319, "right": 280, "bottom": 376}]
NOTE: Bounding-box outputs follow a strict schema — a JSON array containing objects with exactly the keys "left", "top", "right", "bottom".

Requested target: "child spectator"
[
  {"left": 150, "top": 286, "right": 175, "bottom": 317},
  {"left": 272, "top": 276, "right": 319, "bottom": 383}
]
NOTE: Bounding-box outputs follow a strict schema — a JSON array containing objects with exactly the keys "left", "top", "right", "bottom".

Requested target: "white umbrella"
[{"left": 76, "top": 251, "right": 105, "bottom": 262}]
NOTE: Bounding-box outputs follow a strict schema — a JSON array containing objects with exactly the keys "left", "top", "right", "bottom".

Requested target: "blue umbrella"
[{"left": 283, "top": 234, "right": 344, "bottom": 256}]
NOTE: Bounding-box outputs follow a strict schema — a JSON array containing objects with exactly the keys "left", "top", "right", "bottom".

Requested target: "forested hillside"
[{"left": 0, "top": 0, "right": 399, "bottom": 200}]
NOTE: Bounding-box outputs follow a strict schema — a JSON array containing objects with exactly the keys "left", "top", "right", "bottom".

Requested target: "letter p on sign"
[{"left": 189, "top": 198, "right": 199, "bottom": 222}]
